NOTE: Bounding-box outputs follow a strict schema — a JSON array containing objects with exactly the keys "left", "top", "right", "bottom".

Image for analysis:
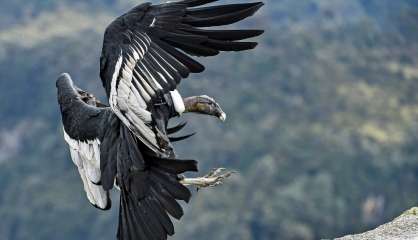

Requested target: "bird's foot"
[
  {"left": 179, "top": 168, "right": 236, "bottom": 190},
  {"left": 183, "top": 95, "right": 227, "bottom": 122}
]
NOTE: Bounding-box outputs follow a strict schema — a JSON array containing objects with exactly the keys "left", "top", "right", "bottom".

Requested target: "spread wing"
[
  {"left": 100, "top": 0, "right": 264, "bottom": 156},
  {"left": 57, "top": 73, "right": 113, "bottom": 210}
]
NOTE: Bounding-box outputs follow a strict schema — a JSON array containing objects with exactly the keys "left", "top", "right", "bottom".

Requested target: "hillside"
[{"left": 0, "top": 0, "right": 418, "bottom": 239}]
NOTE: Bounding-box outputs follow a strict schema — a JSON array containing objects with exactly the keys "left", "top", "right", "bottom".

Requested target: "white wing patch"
[
  {"left": 170, "top": 90, "right": 185, "bottom": 115},
  {"left": 109, "top": 47, "right": 165, "bottom": 155},
  {"left": 108, "top": 31, "right": 186, "bottom": 156},
  {"left": 63, "top": 130, "right": 109, "bottom": 209},
  {"left": 109, "top": 52, "right": 159, "bottom": 151}
]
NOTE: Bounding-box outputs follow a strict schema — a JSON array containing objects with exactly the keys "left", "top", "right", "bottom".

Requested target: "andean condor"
[{"left": 56, "top": 0, "right": 264, "bottom": 239}]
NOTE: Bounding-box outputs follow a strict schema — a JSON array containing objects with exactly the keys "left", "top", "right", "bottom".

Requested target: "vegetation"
[{"left": 0, "top": 0, "right": 418, "bottom": 239}]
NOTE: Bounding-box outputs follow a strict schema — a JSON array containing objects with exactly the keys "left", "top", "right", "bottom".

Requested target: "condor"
[{"left": 56, "top": 1, "right": 263, "bottom": 239}]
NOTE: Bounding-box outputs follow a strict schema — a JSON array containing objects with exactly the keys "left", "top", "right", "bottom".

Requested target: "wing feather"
[
  {"left": 64, "top": 130, "right": 110, "bottom": 210},
  {"left": 100, "top": 1, "right": 264, "bottom": 156},
  {"left": 93, "top": 3, "right": 264, "bottom": 238},
  {"left": 57, "top": 73, "right": 113, "bottom": 210}
]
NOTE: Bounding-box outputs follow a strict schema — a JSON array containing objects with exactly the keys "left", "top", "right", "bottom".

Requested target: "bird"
[{"left": 56, "top": 0, "right": 264, "bottom": 239}]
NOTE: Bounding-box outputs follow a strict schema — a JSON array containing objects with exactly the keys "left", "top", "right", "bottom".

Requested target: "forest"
[{"left": 0, "top": 0, "right": 418, "bottom": 239}]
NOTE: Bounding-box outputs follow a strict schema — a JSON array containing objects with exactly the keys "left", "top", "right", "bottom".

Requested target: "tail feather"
[
  {"left": 150, "top": 169, "right": 191, "bottom": 202},
  {"left": 145, "top": 197, "right": 175, "bottom": 235},
  {"left": 118, "top": 192, "right": 141, "bottom": 239},
  {"left": 150, "top": 185, "right": 184, "bottom": 220},
  {"left": 116, "top": 126, "right": 198, "bottom": 240},
  {"left": 117, "top": 170, "right": 189, "bottom": 240},
  {"left": 135, "top": 200, "right": 166, "bottom": 240},
  {"left": 151, "top": 157, "right": 198, "bottom": 174}
]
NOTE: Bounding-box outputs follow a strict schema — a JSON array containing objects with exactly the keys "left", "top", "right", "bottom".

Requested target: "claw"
[
  {"left": 205, "top": 168, "right": 227, "bottom": 178},
  {"left": 180, "top": 168, "right": 236, "bottom": 190},
  {"left": 205, "top": 168, "right": 222, "bottom": 177}
]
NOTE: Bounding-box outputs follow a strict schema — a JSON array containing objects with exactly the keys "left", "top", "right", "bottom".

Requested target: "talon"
[
  {"left": 180, "top": 168, "right": 236, "bottom": 189},
  {"left": 205, "top": 168, "right": 226, "bottom": 178},
  {"left": 204, "top": 168, "right": 217, "bottom": 177},
  {"left": 212, "top": 168, "right": 227, "bottom": 177}
]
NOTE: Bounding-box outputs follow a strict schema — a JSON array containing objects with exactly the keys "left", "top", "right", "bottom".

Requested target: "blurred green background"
[{"left": 0, "top": 0, "right": 418, "bottom": 239}]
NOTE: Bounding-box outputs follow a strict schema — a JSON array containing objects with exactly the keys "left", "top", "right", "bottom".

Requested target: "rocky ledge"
[{"left": 336, "top": 207, "right": 418, "bottom": 240}]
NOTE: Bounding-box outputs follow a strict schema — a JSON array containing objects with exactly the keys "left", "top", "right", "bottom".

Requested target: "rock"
[{"left": 336, "top": 207, "right": 418, "bottom": 240}]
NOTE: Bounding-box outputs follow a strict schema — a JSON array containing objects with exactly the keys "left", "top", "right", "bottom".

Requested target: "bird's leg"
[
  {"left": 179, "top": 168, "right": 235, "bottom": 189},
  {"left": 183, "top": 95, "right": 227, "bottom": 121}
]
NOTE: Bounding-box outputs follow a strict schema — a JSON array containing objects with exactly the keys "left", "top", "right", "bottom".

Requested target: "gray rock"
[{"left": 336, "top": 208, "right": 418, "bottom": 240}]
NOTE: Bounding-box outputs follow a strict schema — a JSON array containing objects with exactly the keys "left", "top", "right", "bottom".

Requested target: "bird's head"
[
  {"left": 56, "top": 73, "right": 105, "bottom": 107},
  {"left": 56, "top": 73, "right": 78, "bottom": 105},
  {"left": 56, "top": 73, "right": 74, "bottom": 90}
]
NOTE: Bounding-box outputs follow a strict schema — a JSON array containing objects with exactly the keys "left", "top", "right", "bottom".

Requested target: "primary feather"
[{"left": 100, "top": 0, "right": 264, "bottom": 157}]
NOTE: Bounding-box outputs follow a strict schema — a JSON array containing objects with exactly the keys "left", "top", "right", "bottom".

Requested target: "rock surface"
[{"left": 336, "top": 208, "right": 418, "bottom": 240}]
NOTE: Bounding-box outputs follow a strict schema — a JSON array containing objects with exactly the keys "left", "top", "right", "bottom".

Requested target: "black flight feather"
[
  {"left": 167, "top": 121, "right": 188, "bottom": 135},
  {"left": 78, "top": 0, "right": 265, "bottom": 239},
  {"left": 169, "top": 132, "right": 197, "bottom": 142},
  {"left": 181, "top": 28, "right": 264, "bottom": 41},
  {"left": 183, "top": 2, "right": 264, "bottom": 27}
]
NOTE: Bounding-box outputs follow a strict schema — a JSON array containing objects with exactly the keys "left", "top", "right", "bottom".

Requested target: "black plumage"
[
  {"left": 99, "top": 0, "right": 264, "bottom": 157},
  {"left": 57, "top": 74, "right": 197, "bottom": 238},
  {"left": 57, "top": 0, "right": 263, "bottom": 239}
]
